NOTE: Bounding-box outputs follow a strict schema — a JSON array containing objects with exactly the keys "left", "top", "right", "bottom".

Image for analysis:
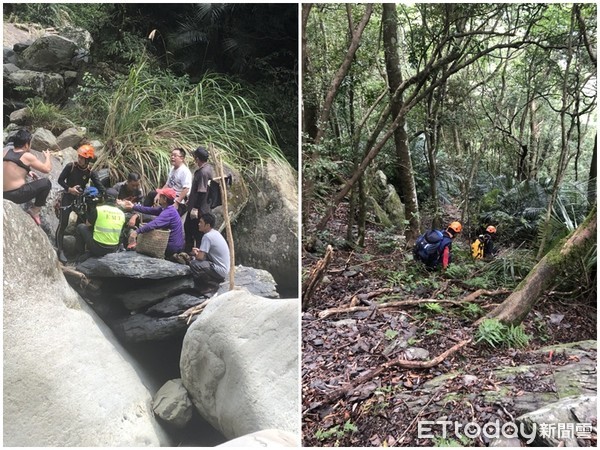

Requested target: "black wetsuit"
[
  {"left": 3, "top": 146, "right": 51, "bottom": 207},
  {"left": 55, "top": 162, "right": 105, "bottom": 254}
]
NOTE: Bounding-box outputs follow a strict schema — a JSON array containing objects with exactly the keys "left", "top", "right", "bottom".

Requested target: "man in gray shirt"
[{"left": 189, "top": 212, "right": 230, "bottom": 295}]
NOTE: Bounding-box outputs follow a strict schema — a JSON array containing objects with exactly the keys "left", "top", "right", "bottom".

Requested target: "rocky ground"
[{"left": 302, "top": 206, "right": 597, "bottom": 447}]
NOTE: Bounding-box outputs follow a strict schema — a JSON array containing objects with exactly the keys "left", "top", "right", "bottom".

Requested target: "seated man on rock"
[
  {"left": 119, "top": 187, "right": 185, "bottom": 260},
  {"left": 75, "top": 188, "right": 125, "bottom": 261},
  {"left": 187, "top": 212, "right": 230, "bottom": 295},
  {"left": 3, "top": 128, "right": 53, "bottom": 225}
]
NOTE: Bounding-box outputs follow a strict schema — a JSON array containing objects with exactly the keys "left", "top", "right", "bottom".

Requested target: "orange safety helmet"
[
  {"left": 486, "top": 225, "right": 497, "bottom": 234},
  {"left": 77, "top": 144, "right": 95, "bottom": 159},
  {"left": 448, "top": 221, "right": 462, "bottom": 233}
]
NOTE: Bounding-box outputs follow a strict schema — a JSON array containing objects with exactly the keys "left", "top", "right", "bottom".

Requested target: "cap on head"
[
  {"left": 105, "top": 188, "right": 119, "bottom": 201},
  {"left": 77, "top": 144, "right": 95, "bottom": 159},
  {"left": 194, "top": 146, "right": 209, "bottom": 161},
  {"left": 448, "top": 221, "right": 462, "bottom": 233},
  {"left": 486, "top": 225, "right": 497, "bottom": 234},
  {"left": 156, "top": 187, "right": 177, "bottom": 200}
]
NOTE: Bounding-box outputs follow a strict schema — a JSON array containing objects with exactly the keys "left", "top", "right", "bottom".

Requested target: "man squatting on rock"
[
  {"left": 3, "top": 129, "right": 52, "bottom": 225},
  {"left": 188, "top": 212, "right": 230, "bottom": 295}
]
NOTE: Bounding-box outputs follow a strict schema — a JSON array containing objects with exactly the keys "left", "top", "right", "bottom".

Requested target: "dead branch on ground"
[
  {"left": 305, "top": 338, "right": 472, "bottom": 412},
  {"left": 318, "top": 289, "right": 510, "bottom": 319}
]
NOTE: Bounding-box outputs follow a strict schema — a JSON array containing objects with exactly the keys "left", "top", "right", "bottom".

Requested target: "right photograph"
[{"left": 302, "top": 3, "right": 597, "bottom": 448}]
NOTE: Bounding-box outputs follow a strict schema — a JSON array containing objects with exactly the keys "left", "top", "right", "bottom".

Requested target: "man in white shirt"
[
  {"left": 144, "top": 147, "right": 192, "bottom": 216},
  {"left": 188, "top": 212, "right": 230, "bottom": 295}
]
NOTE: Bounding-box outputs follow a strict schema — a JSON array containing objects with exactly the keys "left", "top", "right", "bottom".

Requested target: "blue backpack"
[{"left": 414, "top": 230, "right": 445, "bottom": 267}]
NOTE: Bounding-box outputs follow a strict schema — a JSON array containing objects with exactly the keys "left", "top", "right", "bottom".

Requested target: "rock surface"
[
  {"left": 217, "top": 429, "right": 300, "bottom": 447},
  {"left": 76, "top": 252, "right": 191, "bottom": 279},
  {"left": 3, "top": 200, "right": 170, "bottom": 446},
  {"left": 231, "top": 160, "right": 298, "bottom": 296},
  {"left": 180, "top": 290, "right": 299, "bottom": 440},
  {"left": 517, "top": 395, "right": 596, "bottom": 446},
  {"left": 216, "top": 265, "right": 279, "bottom": 299},
  {"left": 152, "top": 379, "right": 193, "bottom": 429}
]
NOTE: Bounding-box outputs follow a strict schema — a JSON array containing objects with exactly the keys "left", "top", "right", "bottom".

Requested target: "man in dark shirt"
[
  {"left": 184, "top": 146, "right": 215, "bottom": 253},
  {"left": 56, "top": 144, "right": 105, "bottom": 263}
]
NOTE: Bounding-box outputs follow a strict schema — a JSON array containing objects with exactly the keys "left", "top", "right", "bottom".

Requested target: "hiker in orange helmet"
[
  {"left": 56, "top": 143, "right": 105, "bottom": 263},
  {"left": 471, "top": 225, "right": 498, "bottom": 260},
  {"left": 413, "top": 221, "right": 462, "bottom": 270}
]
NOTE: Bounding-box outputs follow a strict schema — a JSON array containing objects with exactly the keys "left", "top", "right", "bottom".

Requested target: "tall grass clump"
[{"left": 89, "top": 59, "right": 289, "bottom": 190}]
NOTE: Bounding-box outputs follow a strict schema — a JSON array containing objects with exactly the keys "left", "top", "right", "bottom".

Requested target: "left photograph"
[{"left": 3, "top": 3, "right": 299, "bottom": 447}]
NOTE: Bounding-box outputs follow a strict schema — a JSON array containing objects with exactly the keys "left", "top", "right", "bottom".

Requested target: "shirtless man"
[{"left": 3, "top": 129, "right": 52, "bottom": 225}]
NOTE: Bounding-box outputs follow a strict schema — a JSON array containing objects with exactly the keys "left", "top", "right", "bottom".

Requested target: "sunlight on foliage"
[
  {"left": 25, "top": 98, "right": 75, "bottom": 135},
  {"left": 75, "top": 59, "right": 289, "bottom": 190}
]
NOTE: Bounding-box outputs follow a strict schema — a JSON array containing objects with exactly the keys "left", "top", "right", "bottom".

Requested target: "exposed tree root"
[{"left": 318, "top": 289, "right": 510, "bottom": 319}]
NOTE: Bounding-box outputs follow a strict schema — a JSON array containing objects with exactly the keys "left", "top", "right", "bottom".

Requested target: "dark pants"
[
  {"left": 189, "top": 260, "right": 225, "bottom": 295},
  {"left": 75, "top": 223, "right": 118, "bottom": 258},
  {"left": 55, "top": 193, "right": 83, "bottom": 253},
  {"left": 4, "top": 178, "right": 51, "bottom": 207},
  {"left": 184, "top": 215, "right": 204, "bottom": 253}
]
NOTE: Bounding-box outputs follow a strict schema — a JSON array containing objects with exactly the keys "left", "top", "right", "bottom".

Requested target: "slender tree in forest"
[
  {"left": 303, "top": 4, "right": 374, "bottom": 228},
  {"left": 382, "top": 3, "right": 420, "bottom": 241}
]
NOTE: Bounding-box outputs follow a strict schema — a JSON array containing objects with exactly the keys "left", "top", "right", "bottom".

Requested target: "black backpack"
[
  {"left": 207, "top": 174, "right": 232, "bottom": 209},
  {"left": 414, "top": 230, "right": 445, "bottom": 266}
]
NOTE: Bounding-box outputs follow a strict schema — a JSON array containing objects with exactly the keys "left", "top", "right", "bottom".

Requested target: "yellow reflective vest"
[{"left": 94, "top": 205, "right": 125, "bottom": 246}]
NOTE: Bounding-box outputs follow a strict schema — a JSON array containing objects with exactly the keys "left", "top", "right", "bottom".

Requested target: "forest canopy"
[{"left": 302, "top": 3, "right": 596, "bottom": 253}]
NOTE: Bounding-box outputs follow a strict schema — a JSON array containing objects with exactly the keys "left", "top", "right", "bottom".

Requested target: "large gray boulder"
[
  {"left": 3, "top": 200, "right": 170, "bottom": 446},
  {"left": 76, "top": 252, "right": 191, "bottom": 279},
  {"left": 231, "top": 161, "right": 298, "bottom": 296},
  {"left": 31, "top": 127, "right": 59, "bottom": 151},
  {"left": 5, "top": 69, "right": 65, "bottom": 102},
  {"left": 180, "top": 290, "right": 299, "bottom": 440},
  {"left": 517, "top": 395, "right": 596, "bottom": 446},
  {"left": 216, "top": 265, "right": 279, "bottom": 299},
  {"left": 19, "top": 34, "right": 79, "bottom": 71},
  {"left": 56, "top": 126, "right": 86, "bottom": 150}
]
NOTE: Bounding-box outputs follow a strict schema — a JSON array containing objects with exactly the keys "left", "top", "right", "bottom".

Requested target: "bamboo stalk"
[{"left": 211, "top": 145, "right": 235, "bottom": 291}]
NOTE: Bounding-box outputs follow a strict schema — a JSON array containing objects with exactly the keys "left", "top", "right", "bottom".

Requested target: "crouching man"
[
  {"left": 75, "top": 188, "right": 125, "bottom": 261},
  {"left": 189, "top": 212, "right": 230, "bottom": 296}
]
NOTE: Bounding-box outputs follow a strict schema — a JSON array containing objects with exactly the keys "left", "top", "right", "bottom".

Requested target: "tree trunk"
[
  {"left": 484, "top": 207, "right": 596, "bottom": 325},
  {"left": 382, "top": 3, "right": 420, "bottom": 242},
  {"left": 313, "top": 4, "right": 373, "bottom": 147},
  {"left": 587, "top": 135, "right": 597, "bottom": 210},
  {"left": 536, "top": 7, "right": 575, "bottom": 260},
  {"left": 302, "top": 4, "right": 317, "bottom": 143},
  {"left": 304, "top": 4, "right": 373, "bottom": 229}
]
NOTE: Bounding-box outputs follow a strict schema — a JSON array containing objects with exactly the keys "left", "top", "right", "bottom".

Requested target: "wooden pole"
[{"left": 211, "top": 145, "right": 235, "bottom": 290}]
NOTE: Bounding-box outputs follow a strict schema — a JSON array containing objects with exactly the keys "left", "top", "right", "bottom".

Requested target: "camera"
[{"left": 72, "top": 187, "right": 100, "bottom": 221}]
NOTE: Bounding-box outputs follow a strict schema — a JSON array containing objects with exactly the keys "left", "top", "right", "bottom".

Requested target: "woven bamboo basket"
[{"left": 136, "top": 229, "right": 170, "bottom": 259}]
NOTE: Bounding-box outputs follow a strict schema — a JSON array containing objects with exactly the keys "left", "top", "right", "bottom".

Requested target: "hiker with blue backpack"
[{"left": 413, "top": 221, "right": 462, "bottom": 270}]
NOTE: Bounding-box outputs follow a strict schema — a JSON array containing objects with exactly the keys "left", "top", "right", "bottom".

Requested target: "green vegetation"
[
  {"left": 384, "top": 329, "right": 399, "bottom": 340},
  {"left": 475, "top": 319, "right": 532, "bottom": 349},
  {"left": 67, "top": 60, "right": 289, "bottom": 190},
  {"left": 314, "top": 420, "right": 358, "bottom": 442}
]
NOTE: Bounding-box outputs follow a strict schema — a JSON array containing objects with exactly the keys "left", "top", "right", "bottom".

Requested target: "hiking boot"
[{"left": 58, "top": 250, "right": 68, "bottom": 264}]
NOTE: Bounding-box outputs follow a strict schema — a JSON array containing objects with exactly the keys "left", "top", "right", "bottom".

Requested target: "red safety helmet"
[{"left": 77, "top": 144, "right": 95, "bottom": 159}]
